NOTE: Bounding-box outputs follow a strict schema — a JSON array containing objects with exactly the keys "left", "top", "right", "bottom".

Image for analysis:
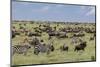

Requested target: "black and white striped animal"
[
  {"left": 34, "top": 43, "right": 54, "bottom": 55},
  {"left": 12, "top": 45, "right": 31, "bottom": 55}
]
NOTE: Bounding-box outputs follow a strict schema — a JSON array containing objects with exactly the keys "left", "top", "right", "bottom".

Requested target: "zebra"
[
  {"left": 34, "top": 43, "right": 54, "bottom": 55},
  {"left": 12, "top": 45, "right": 31, "bottom": 56}
]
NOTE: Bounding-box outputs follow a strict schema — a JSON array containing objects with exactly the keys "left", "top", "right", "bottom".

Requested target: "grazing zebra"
[
  {"left": 12, "top": 45, "right": 31, "bottom": 56},
  {"left": 34, "top": 43, "right": 54, "bottom": 55}
]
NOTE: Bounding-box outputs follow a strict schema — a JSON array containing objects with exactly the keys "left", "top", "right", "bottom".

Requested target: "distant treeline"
[{"left": 12, "top": 20, "right": 95, "bottom": 24}]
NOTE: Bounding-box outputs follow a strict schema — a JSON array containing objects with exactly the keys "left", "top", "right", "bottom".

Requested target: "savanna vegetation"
[{"left": 12, "top": 21, "right": 96, "bottom": 66}]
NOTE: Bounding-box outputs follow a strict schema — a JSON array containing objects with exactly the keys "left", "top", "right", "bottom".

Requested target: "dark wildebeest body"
[
  {"left": 12, "top": 45, "right": 31, "bottom": 55},
  {"left": 73, "top": 33, "right": 85, "bottom": 37},
  {"left": 28, "top": 32, "right": 41, "bottom": 37},
  {"left": 90, "top": 37, "right": 94, "bottom": 41},
  {"left": 12, "top": 31, "right": 16, "bottom": 38},
  {"left": 48, "top": 31, "right": 60, "bottom": 39},
  {"left": 12, "top": 30, "right": 20, "bottom": 38},
  {"left": 48, "top": 31, "right": 59, "bottom": 36},
  {"left": 74, "top": 42, "right": 87, "bottom": 51},
  {"left": 57, "top": 32, "right": 68, "bottom": 38},
  {"left": 48, "top": 31, "right": 68, "bottom": 39},
  {"left": 85, "top": 28, "right": 95, "bottom": 33}
]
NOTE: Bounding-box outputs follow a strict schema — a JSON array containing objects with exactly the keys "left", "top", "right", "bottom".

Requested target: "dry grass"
[{"left": 12, "top": 21, "right": 96, "bottom": 66}]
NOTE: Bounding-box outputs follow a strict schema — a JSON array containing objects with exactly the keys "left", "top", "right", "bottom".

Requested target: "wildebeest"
[
  {"left": 12, "top": 31, "right": 16, "bottom": 38},
  {"left": 73, "top": 32, "right": 85, "bottom": 37},
  {"left": 48, "top": 31, "right": 59, "bottom": 36},
  {"left": 94, "top": 33, "right": 96, "bottom": 37},
  {"left": 40, "top": 25, "right": 53, "bottom": 33},
  {"left": 85, "top": 28, "right": 95, "bottom": 33},
  {"left": 90, "top": 37, "right": 94, "bottom": 41},
  {"left": 12, "top": 45, "right": 31, "bottom": 55},
  {"left": 59, "top": 27, "right": 81, "bottom": 33},
  {"left": 57, "top": 32, "right": 68, "bottom": 38},
  {"left": 74, "top": 41, "right": 87, "bottom": 51},
  {"left": 12, "top": 30, "right": 20, "bottom": 38},
  {"left": 27, "top": 32, "right": 41, "bottom": 37},
  {"left": 48, "top": 31, "right": 68, "bottom": 39},
  {"left": 48, "top": 31, "right": 60, "bottom": 39}
]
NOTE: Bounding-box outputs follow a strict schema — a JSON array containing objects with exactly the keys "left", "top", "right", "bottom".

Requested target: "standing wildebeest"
[
  {"left": 12, "top": 30, "right": 20, "bottom": 38},
  {"left": 12, "top": 45, "right": 31, "bottom": 55},
  {"left": 85, "top": 28, "right": 95, "bottom": 33},
  {"left": 90, "top": 37, "right": 94, "bottom": 41},
  {"left": 12, "top": 31, "right": 16, "bottom": 38},
  {"left": 57, "top": 32, "right": 68, "bottom": 38},
  {"left": 28, "top": 32, "right": 41, "bottom": 37},
  {"left": 94, "top": 33, "right": 96, "bottom": 37},
  {"left": 60, "top": 44, "right": 68, "bottom": 51},
  {"left": 73, "top": 32, "right": 85, "bottom": 37},
  {"left": 74, "top": 41, "right": 87, "bottom": 51},
  {"left": 48, "top": 31, "right": 60, "bottom": 39},
  {"left": 12, "top": 27, "right": 17, "bottom": 38}
]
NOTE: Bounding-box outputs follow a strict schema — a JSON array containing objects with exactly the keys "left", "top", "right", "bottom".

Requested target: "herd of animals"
[{"left": 12, "top": 21, "right": 96, "bottom": 56}]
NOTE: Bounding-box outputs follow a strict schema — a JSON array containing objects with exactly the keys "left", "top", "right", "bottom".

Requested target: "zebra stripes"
[
  {"left": 34, "top": 44, "right": 54, "bottom": 55},
  {"left": 12, "top": 45, "right": 31, "bottom": 55}
]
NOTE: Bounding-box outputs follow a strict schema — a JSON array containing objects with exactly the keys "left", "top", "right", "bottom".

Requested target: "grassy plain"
[{"left": 12, "top": 21, "right": 96, "bottom": 65}]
